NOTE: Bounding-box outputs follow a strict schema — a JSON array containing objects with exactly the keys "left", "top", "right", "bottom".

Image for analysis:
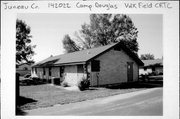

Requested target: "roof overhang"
[{"left": 32, "top": 61, "right": 86, "bottom": 68}]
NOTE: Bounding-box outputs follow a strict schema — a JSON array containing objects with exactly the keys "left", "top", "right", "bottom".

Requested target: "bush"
[
  {"left": 159, "top": 72, "right": 163, "bottom": 75},
  {"left": 19, "top": 77, "right": 47, "bottom": 86},
  {"left": 53, "top": 78, "right": 61, "bottom": 85},
  {"left": 151, "top": 71, "right": 158, "bottom": 76},
  {"left": 78, "top": 77, "right": 90, "bottom": 91},
  {"left": 140, "top": 74, "right": 149, "bottom": 82},
  {"left": 61, "top": 81, "right": 69, "bottom": 87},
  {"left": 32, "top": 77, "right": 39, "bottom": 81}
]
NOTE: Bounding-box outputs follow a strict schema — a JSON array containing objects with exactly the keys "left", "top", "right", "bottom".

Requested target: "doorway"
[
  {"left": 91, "top": 60, "right": 100, "bottom": 86},
  {"left": 127, "top": 62, "right": 133, "bottom": 82}
]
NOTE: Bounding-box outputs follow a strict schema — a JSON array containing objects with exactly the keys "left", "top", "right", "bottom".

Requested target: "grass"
[{"left": 19, "top": 81, "right": 162, "bottom": 111}]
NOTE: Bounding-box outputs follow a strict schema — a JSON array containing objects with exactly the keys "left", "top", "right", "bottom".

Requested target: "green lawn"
[{"left": 19, "top": 83, "right": 159, "bottom": 110}]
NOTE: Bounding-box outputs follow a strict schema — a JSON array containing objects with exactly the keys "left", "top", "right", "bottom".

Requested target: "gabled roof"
[
  {"left": 32, "top": 42, "right": 144, "bottom": 67},
  {"left": 142, "top": 59, "right": 163, "bottom": 67}
]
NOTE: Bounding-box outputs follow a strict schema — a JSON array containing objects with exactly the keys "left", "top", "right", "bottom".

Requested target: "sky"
[{"left": 17, "top": 13, "right": 162, "bottom": 62}]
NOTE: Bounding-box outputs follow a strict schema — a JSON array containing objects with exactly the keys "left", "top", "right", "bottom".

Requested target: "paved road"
[{"left": 26, "top": 88, "right": 163, "bottom": 116}]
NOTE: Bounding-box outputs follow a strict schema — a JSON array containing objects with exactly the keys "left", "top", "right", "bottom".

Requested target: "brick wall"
[{"left": 90, "top": 48, "right": 139, "bottom": 86}]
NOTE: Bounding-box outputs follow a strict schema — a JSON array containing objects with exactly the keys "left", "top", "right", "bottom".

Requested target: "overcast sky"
[{"left": 17, "top": 14, "right": 162, "bottom": 62}]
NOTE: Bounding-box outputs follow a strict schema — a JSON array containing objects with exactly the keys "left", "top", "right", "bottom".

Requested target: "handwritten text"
[{"left": 3, "top": 2, "right": 39, "bottom": 10}]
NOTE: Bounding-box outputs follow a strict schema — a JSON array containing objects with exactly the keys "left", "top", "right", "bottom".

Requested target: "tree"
[
  {"left": 140, "top": 54, "right": 155, "bottom": 60},
  {"left": 16, "top": 19, "right": 35, "bottom": 65},
  {"left": 75, "top": 14, "right": 112, "bottom": 48},
  {"left": 62, "top": 34, "right": 80, "bottom": 53},
  {"left": 62, "top": 14, "right": 139, "bottom": 54}
]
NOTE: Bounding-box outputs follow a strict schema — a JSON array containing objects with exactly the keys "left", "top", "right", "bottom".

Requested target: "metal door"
[{"left": 127, "top": 62, "right": 133, "bottom": 82}]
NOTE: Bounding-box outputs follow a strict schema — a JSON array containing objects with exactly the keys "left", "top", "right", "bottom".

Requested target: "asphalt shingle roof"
[{"left": 33, "top": 42, "right": 143, "bottom": 67}]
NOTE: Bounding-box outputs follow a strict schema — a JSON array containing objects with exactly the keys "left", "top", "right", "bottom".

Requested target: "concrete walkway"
[{"left": 26, "top": 87, "right": 163, "bottom": 116}]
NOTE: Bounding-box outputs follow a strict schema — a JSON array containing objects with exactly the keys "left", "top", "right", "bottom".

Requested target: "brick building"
[{"left": 32, "top": 42, "right": 144, "bottom": 86}]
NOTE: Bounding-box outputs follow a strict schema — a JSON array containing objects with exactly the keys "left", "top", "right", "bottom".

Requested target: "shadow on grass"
[
  {"left": 16, "top": 96, "right": 37, "bottom": 115},
  {"left": 17, "top": 96, "right": 37, "bottom": 106},
  {"left": 19, "top": 80, "right": 47, "bottom": 86},
  {"left": 105, "top": 81, "right": 163, "bottom": 89},
  {"left": 16, "top": 107, "right": 27, "bottom": 115}
]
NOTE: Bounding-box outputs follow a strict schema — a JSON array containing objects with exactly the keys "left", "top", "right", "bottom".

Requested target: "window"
[
  {"left": 34, "top": 68, "right": 37, "bottom": 74},
  {"left": 43, "top": 68, "right": 46, "bottom": 75},
  {"left": 60, "top": 66, "right": 64, "bottom": 77},
  {"left": 49, "top": 67, "right": 51, "bottom": 76},
  {"left": 91, "top": 60, "right": 100, "bottom": 72},
  {"left": 77, "top": 64, "right": 84, "bottom": 73},
  {"left": 144, "top": 67, "right": 147, "bottom": 71}
]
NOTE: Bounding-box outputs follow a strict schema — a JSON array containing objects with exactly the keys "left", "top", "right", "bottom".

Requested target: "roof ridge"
[{"left": 51, "top": 42, "right": 117, "bottom": 57}]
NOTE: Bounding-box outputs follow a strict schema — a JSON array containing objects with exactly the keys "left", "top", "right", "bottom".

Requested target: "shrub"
[
  {"left": 140, "top": 74, "right": 149, "bottom": 82},
  {"left": 159, "top": 72, "right": 163, "bottom": 75},
  {"left": 53, "top": 78, "right": 61, "bottom": 85},
  {"left": 78, "top": 77, "right": 90, "bottom": 91},
  {"left": 61, "top": 81, "right": 69, "bottom": 87},
  {"left": 32, "top": 77, "right": 39, "bottom": 81}
]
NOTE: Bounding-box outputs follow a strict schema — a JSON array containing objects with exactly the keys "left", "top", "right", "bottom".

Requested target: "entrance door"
[
  {"left": 127, "top": 62, "right": 133, "bottom": 82},
  {"left": 91, "top": 72, "right": 100, "bottom": 86},
  {"left": 91, "top": 60, "right": 100, "bottom": 86}
]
